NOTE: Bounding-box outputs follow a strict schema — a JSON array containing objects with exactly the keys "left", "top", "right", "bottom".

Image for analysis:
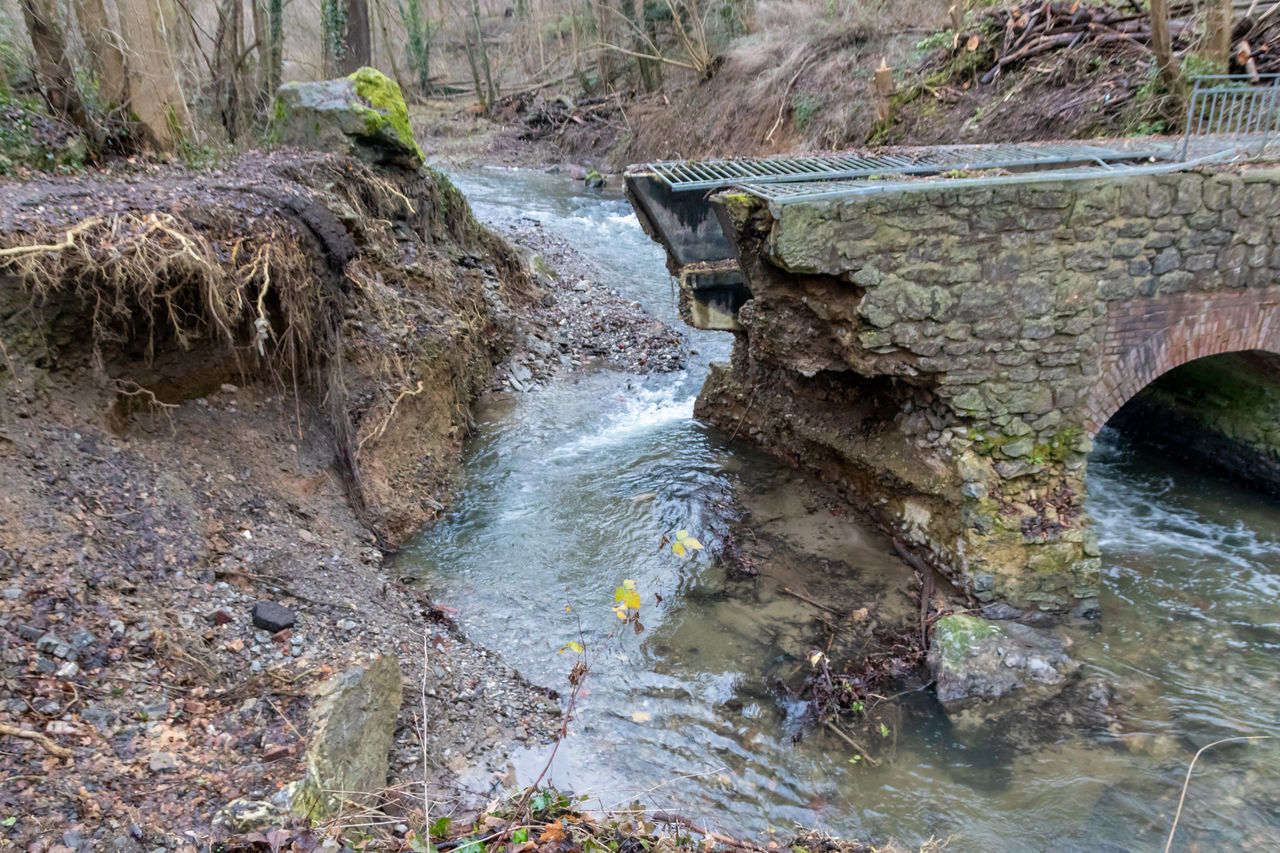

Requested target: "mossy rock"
[{"left": 273, "top": 67, "right": 424, "bottom": 170}]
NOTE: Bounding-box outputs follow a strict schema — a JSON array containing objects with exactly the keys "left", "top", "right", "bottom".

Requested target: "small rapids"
[{"left": 398, "top": 167, "right": 1280, "bottom": 852}]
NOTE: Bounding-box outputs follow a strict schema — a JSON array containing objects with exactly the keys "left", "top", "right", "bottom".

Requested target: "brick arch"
[{"left": 1084, "top": 287, "right": 1280, "bottom": 435}]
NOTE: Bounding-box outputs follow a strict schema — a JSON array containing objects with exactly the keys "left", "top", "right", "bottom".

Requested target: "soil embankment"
[{"left": 0, "top": 150, "right": 686, "bottom": 846}]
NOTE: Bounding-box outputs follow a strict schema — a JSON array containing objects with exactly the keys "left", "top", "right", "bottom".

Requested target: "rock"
[
  {"left": 567, "top": 164, "right": 587, "bottom": 180},
  {"left": 148, "top": 752, "right": 178, "bottom": 772},
  {"left": 928, "top": 613, "right": 1077, "bottom": 729},
  {"left": 36, "top": 633, "right": 76, "bottom": 661},
  {"left": 251, "top": 601, "right": 296, "bottom": 633},
  {"left": 292, "top": 654, "right": 402, "bottom": 820},
  {"left": 273, "top": 67, "right": 424, "bottom": 170},
  {"left": 81, "top": 706, "right": 119, "bottom": 732},
  {"left": 584, "top": 169, "right": 605, "bottom": 188},
  {"left": 212, "top": 798, "right": 287, "bottom": 832}
]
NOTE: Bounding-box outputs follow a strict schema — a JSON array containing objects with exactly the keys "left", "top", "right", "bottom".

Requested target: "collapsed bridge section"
[{"left": 627, "top": 143, "right": 1280, "bottom": 618}]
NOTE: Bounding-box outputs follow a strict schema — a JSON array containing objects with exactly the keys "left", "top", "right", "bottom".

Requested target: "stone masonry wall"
[{"left": 705, "top": 166, "right": 1280, "bottom": 617}]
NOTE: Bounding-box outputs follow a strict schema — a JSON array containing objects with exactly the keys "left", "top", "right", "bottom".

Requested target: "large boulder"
[
  {"left": 274, "top": 67, "right": 424, "bottom": 170},
  {"left": 928, "top": 613, "right": 1077, "bottom": 730},
  {"left": 292, "top": 653, "right": 402, "bottom": 820}
]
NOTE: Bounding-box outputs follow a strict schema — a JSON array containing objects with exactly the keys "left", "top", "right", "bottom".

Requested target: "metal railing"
[{"left": 1181, "top": 74, "right": 1280, "bottom": 160}]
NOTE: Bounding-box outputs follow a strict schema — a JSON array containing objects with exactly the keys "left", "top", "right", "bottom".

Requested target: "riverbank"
[{"left": 0, "top": 149, "right": 698, "bottom": 848}]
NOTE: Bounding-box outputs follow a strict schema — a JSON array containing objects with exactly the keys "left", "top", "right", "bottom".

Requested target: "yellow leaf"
[
  {"left": 631, "top": 710, "right": 652, "bottom": 722},
  {"left": 672, "top": 542, "right": 686, "bottom": 558},
  {"left": 676, "top": 529, "right": 690, "bottom": 540},
  {"left": 623, "top": 589, "right": 642, "bottom": 610},
  {"left": 616, "top": 608, "right": 628, "bottom": 620},
  {"left": 809, "top": 651, "right": 825, "bottom": 666},
  {"left": 684, "top": 537, "right": 703, "bottom": 550},
  {"left": 622, "top": 579, "right": 637, "bottom": 590},
  {"left": 615, "top": 586, "right": 625, "bottom": 603},
  {"left": 565, "top": 605, "right": 572, "bottom": 612}
]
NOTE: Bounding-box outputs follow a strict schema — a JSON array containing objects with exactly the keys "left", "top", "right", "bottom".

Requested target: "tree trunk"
[
  {"left": 1209, "top": 0, "right": 1233, "bottom": 68},
  {"left": 470, "top": 0, "right": 496, "bottom": 107},
  {"left": 213, "top": 0, "right": 243, "bottom": 142},
  {"left": 114, "top": 0, "right": 192, "bottom": 150},
  {"left": 267, "top": 0, "right": 283, "bottom": 91},
  {"left": 323, "top": 0, "right": 371, "bottom": 76},
  {"left": 627, "top": 0, "right": 654, "bottom": 91},
  {"left": 73, "top": 0, "right": 130, "bottom": 111},
  {"left": 19, "top": 0, "right": 89, "bottom": 128},
  {"left": 1150, "top": 0, "right": 1183, "bottom": 95}
]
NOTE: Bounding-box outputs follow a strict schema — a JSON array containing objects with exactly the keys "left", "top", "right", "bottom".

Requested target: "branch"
[
  {"left": 595, "top": 42, "right": 699, "bottom": 72},
  {"left": 0, "top": 722, "right": 74, "bottom": 758}
]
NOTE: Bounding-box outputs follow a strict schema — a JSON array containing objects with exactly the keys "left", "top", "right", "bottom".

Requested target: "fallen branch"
[
  {"left": 0, "top": 722, "right": 74, "bottom": 758},
  {"left": 1163, "top": 735, "right": 1274, "bottom": 853}
]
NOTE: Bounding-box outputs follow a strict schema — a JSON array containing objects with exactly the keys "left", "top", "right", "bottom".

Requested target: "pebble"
[
  {"left": 2, "top": 587, "right": 20, "bottom": 599},
  {"left": 148, "top": 752, "right": 178, "bottom": 772},
  {"left": 251, "top": 601, "right": 296, "bottom": 633}
]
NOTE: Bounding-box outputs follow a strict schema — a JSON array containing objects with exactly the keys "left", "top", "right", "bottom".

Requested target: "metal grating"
[
  {"left": 642, "top": 142, "right": 1160, "bottom": 191},
  {"left": 735, "top": 150, "right": 1235, "bottom": 205}
]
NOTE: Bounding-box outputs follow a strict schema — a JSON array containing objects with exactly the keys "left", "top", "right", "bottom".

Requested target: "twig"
[
  {"left": 650, "top": 812, "right": 772, "bottom": 852},
  {"left": 0, "top": 723, "right": 74, "bottom": 758},
  {"left": 825, "top": 720, "right": 880, "bottom": 766},
  {"left": 1164, "top": 735, "right": 1274, "bottom": 853},
  {"left": 780, "top": 586, "right": 846, "bottom": 618},
  {"left": 421, "top": 631, "right": 433, "bottom": 849}
]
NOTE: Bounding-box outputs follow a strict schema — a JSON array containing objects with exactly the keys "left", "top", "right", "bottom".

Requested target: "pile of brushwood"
[
  {"left": 491, "top": 91, "right": 627, "bottom": 140},
  {"left": 778, "top": 575, "right": 934, "bottom": 769},
  {"left": 956, "top": 1, "right": 1197, "bottom": 85},
  {"left": 1231, "top": 4, "right": 1280, "bottom": 75}
]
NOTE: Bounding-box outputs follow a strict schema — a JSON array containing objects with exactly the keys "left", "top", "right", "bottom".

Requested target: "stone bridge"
[{"left": 627, "top": 161, "right": 1280, "bottom": 618}]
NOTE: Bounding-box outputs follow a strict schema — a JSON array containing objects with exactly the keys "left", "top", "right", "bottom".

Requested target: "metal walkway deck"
[{"left": 642, "top": 142, "right": 1163, "bottom": 192}]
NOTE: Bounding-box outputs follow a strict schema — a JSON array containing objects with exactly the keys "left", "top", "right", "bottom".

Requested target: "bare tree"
[{"left": 18, "top": 0, "right": 88, "bottom": 128}]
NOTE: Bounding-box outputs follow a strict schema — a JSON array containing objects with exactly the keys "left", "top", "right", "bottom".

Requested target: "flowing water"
[{"left": 398, "top": 168, "right": 1280, "bottom": 851}]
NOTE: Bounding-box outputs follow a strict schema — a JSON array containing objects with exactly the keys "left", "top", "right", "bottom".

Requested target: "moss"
[
  {"left": 349, "top": 66, "right": 424, "bottom": 166},
  {"left": 934, "top": 613, "right": 1003, "bottom": 664}
]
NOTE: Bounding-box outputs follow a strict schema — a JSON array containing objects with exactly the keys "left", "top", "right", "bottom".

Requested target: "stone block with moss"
[{"left": 273, "top": 67, "right": 424, "bottom": 171}]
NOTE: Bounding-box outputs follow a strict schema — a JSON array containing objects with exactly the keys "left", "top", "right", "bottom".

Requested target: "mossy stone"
[{"left": 273, "top": 67, "right": 424, "bottom": 170}]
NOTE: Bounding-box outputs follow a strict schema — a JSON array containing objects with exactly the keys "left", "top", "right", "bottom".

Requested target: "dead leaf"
[
  {"left": 631, "top": 710, "right": 652, "bottom": 723},
  {"left": 539, "top": 820, "right": 567, "bottom": 843},
  {"left": 966, "top": 35, "right": 980, "bottom": 51}
]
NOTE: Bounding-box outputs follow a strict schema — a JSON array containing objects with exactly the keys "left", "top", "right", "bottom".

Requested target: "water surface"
[{"left": 399, "top": 168, "right": 1280, "bottom": 851}]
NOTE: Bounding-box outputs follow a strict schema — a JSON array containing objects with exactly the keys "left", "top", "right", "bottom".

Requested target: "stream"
[{"left": 398, "top": 168, "right": 1280, "bottom": 852}]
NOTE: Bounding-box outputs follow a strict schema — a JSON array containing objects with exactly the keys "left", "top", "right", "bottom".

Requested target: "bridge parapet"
[{"left": 686, "top": 166, "right": 1280, "bottom": 617}]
